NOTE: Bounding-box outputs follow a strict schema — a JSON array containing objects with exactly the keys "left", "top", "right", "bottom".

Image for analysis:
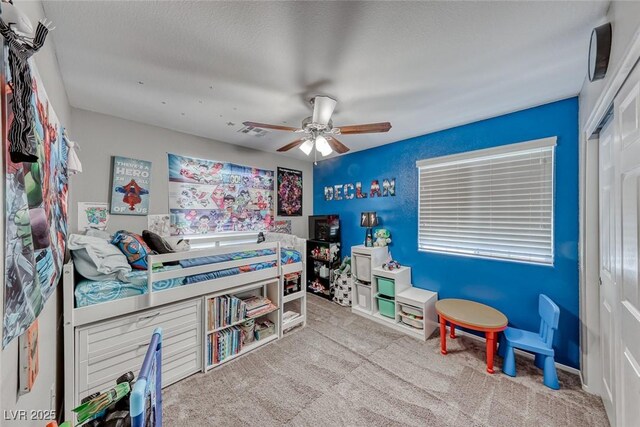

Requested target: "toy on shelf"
[
  {"left": 309, "top": 278, "right": 324, "bottom": 293},
  {"left": 373, "top": 228, "right": 392, "bottom": 247},
  {"left": 382, "top": 253, "right": 401, "bottom": 271},
  {"left": 310, "top": 246, "right": 331, "bottom": 261}
]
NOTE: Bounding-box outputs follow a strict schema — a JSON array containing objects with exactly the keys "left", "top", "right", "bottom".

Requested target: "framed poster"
[
  {"left": 110, "top": 156, "right": 151, "bottom": 215},
  {"left": 168, "top": 154, "right": 274, "bottom": 235},
  {"left": 277, "top": 167, "right": 303, "bottom": 216},
  {"left": 78, "top": 202, "right": 110, "bottom": 231}
]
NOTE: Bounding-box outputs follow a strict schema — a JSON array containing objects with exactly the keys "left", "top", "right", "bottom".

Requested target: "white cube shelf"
[{"left": 396, "top": 287, "right": 438, "bottom": 340}]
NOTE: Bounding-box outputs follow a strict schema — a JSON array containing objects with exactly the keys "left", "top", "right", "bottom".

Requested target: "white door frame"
[{"left": 580, "top": 27, "right": 640, "bottom": 395}]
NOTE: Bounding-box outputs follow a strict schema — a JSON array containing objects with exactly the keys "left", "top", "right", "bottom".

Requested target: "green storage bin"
[
  {"left": 376, "top": 277, "right": 395, "bottom": 297},
  {"left": 376, "top": 294, "right": 395, "bottom": 318}
]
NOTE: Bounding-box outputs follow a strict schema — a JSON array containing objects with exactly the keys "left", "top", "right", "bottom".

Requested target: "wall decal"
[
  {"left": 110, "top": 156, "right": 151, "bottom": 215},
  {"left": 3, "top": 55, "right": 69, "bottom": 348},
  {"left": 276, "top": 167, "right": 302, "bottom": 216},
  {"left": 168, "top": 154, "right": 274, "bottom": 235},
  {"left": 323, "top": 178, "right": 396, "bottom": 202},
  {"left": 78, "top": 202, "right": 109, "bottom": 231}
]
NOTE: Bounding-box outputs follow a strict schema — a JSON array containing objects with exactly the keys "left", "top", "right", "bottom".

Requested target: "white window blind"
[{"left": 416, "top": 137, "right": 556, "bottom": 265}]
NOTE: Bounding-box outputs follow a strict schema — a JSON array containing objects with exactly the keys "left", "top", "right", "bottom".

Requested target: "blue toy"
[{"left": 499, "top": 294, "right": 560, "bottom": 389}]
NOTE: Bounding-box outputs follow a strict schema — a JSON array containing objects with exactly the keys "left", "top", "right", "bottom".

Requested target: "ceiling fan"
[{"left": 243, "top": 96, "right": 392, "bottom": 161}]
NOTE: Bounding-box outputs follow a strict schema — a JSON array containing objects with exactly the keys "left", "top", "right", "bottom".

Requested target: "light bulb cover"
[
  {"left": 315, "top": 135, "right": 333, "bottom": 156},
  {"left": 299, "top": 139, "right": 314, "bottom": 155}
]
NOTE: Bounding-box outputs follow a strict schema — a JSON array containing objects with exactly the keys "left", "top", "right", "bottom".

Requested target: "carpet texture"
[{"left": 163, "top": 295, "right": 608, "bottom": 426}]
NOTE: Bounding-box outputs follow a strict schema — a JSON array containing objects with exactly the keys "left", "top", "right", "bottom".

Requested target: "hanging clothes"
[
  {"left": 64, "top": 130, "right": 82, "bottom": 174},
  {"left": 0, "top": 18, "right": 49, "bottom": 163}
]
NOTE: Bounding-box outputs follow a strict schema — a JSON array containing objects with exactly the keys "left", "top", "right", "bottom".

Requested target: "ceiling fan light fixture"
[
  {"left": 312, "top": 96, "right": 337, "bottom": 126},
  {"left": 315, "top": 135, "right": 333, "bottom": 157},
  {"left": 299, "top": 139, "right": 314, "bottom": 155}
]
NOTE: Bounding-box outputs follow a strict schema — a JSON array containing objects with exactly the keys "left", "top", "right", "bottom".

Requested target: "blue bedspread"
[
  {"left": 75, "top": 265, "right": 184, "bottom": 308},
  {"left": 75, "top": 248, "right": 301, "bottom": 307},
  {"left": 179, "top": 248, "right": 301, "bottom": 268}
]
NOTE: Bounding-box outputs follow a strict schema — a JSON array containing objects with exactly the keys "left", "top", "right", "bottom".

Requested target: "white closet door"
[
  {"left": 599, "top": 117, "right": 617, "bottom": 423},
  {"left": 614, "top": 61, "right": 640, "bottom": 427}
]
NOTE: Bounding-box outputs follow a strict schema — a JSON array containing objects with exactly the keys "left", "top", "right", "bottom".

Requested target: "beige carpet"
[{"left": 163, "top": 295, "right": 608, "bottom": 426}]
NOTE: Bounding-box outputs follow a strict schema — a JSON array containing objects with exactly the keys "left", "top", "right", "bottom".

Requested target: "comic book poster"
[
  {"left": 78, "top": 202, "right": 109, "bottom": 231},
  {"left": 110, "top": 156, "right": 151, "bottom": 215},
  {"left": 3, "top": 47, "right": 69, "bottom": 348},
  {"left": 168, "top": 153, "right": 274, "bottom": 235},
  {"left": 277, "top": 167, "right": 302, "bottom": 216}
]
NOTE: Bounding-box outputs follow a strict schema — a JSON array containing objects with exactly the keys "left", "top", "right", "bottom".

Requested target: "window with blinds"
[{"left": 416, "top": 137, "right": 556, "bottom": 265}]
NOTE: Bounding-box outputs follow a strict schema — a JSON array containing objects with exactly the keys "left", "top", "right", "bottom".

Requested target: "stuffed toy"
[{"left": 373, "top": 229, "right": 392, "bottom": 247}]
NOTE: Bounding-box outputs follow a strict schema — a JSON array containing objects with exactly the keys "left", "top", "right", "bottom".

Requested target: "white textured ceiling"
[{"left": 43, "top": 1, "right": 607, "bottom": 161}]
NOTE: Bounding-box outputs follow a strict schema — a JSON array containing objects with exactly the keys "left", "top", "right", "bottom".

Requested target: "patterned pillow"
[{"left": 112, "top": 230, "right": 152, "bottom": 270}]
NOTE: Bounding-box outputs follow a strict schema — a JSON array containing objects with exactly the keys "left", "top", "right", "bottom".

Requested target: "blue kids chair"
[{"left": 500, "top": 294, "right": 560, "bottom": 389}]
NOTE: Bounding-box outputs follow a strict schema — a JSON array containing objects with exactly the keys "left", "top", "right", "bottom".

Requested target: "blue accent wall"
[{"left": 313, "top": 98, "right": 580, "bottom": 368}]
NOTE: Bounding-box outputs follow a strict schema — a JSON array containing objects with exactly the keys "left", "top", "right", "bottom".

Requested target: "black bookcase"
[{"left": 307, "top": 215, "right": 341, "bottom": 299}]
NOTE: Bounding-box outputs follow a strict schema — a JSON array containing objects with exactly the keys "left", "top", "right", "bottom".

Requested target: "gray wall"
[
  {"left": 579, "top": 1, "right": 640, "bottom": 129},
  {"left": 577, "top": 1, "right": 640, "bottom": 392},
  {"left": 1, "top": 0, "right": 72, "bottom": 425},
  {"left": 69, "top": 108, "right": 313, "bottom": 237}
]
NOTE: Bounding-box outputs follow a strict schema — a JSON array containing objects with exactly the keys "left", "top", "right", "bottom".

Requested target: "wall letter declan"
[
  {"left": 324, "top": 186, "right": 334, "bottom": 201},
  {"left": 370, "top": 180, "right": 381, "bottom": 197},
  {"left": 344, "top": 183, "right": 355, "bottom": 199},
  {"left": 382, "top": 178, "right": 396, "bottom": 196},
  {"left": 356, "top": 182, "right": 367, "bottom": 198},
  {"left": 333, "top": 184, "right": 343, "bottom": 200}
]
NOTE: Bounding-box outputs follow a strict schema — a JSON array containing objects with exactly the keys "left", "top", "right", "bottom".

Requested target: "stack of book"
[
  {"left": 208, "top": 295, "right": 247, "bottom": 331},
  {"left": 242, "top": 296, "right": 277, "bottom": 318},
  {"left": 208, "top": 326, "right": 243, "bottom": 365}
]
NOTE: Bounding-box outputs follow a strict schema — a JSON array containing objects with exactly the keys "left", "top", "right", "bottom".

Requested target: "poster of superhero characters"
[
  {"left": 77, "top": 202, "right": 110, "bottom": 231},
  {"left": 277, "top": 167, "right": 302, "bottom": 216},
  {"left": 110, "top": 156, "right": 151, "bottom": 215},
  {"left": 168, "top": 153, "right": 274, "bottom": 235},
  {"left": 3, "top": 49, "right": 69, "bottom": 348}
]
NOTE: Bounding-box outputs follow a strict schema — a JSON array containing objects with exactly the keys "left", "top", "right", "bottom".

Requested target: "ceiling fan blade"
[
  {"left": 338, "top": 122, "right": 392, "bottom": 134},
  {"left": 327, "top": 137, "right": 350, "bottom": 154},
  {"left": 312, "top": 96, "right": 337, "bottom": 126},
  {"left": 243, "top": 121, "right": 300, "bottom": 132},
  {"left": 276, "top": 138, "right": 306, "bottom": 152}
]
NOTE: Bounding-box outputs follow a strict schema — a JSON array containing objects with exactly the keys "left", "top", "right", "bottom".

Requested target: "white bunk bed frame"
[{"left": 63, "top": 232, "right": 306, "bottom": 421}]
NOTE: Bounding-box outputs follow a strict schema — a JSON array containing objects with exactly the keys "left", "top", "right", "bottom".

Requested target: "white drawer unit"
[
  {"left": 75, "top": 298, "right": 202, "bottom": 399},
  {"left": 396, "top": 288, "right": 438, "bottom": 341}
]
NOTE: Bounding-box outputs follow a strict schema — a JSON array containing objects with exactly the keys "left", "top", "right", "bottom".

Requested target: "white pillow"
[{"left": 68, "top": 234, "right": 131, "bottom": 281}]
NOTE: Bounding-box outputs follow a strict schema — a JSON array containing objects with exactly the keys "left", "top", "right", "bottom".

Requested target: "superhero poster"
[
  {"left": 3, "top": 49, "right": 69, "bottom": 347},
  {"left": 109, "top": 156, "right": 151, "bottom": 215},
  {"left": 277, "top": 167, "right": 302, "bottom": 216},
  {"left": 168, "top": 153, "right": 274, "bottom": 235}
]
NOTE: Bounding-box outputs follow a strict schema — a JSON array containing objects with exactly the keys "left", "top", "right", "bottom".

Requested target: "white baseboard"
[{"left": 453, "top": 329, "right": 581, "bottom": 376}]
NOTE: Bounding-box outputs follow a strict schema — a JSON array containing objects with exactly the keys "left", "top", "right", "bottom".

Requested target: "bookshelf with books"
[{"left": 204, "top": 280, "right": 280, "bottom": 370}]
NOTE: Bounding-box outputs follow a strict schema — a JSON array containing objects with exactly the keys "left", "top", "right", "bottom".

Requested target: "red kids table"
[{"left": 435, "top": 299, "right": 508, "bottom": 374}]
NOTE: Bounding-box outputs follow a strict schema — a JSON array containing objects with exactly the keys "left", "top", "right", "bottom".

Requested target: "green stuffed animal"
[{"left": 373, "top": 229, "right": 392, "bottom": 247}]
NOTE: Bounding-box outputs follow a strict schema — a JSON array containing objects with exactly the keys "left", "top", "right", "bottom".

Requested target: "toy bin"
[
  {"left": 376, "top": 277, "right": 395, "bottom": 297},
  {"left": 356, "top": 282, "right": 372, "bottom": 311},
  {"left": 376, "top": 294, "right": 395, "bottom": 318}
]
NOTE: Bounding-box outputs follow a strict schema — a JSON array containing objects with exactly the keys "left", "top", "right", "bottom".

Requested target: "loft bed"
[{"left": 63, "top": 232, "right": 305, "bottom": 421}]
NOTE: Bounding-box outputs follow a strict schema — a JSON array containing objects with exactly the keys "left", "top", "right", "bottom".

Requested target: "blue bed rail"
[{"left": 131, "top": 328, "right": 163, "bottom": 427}]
